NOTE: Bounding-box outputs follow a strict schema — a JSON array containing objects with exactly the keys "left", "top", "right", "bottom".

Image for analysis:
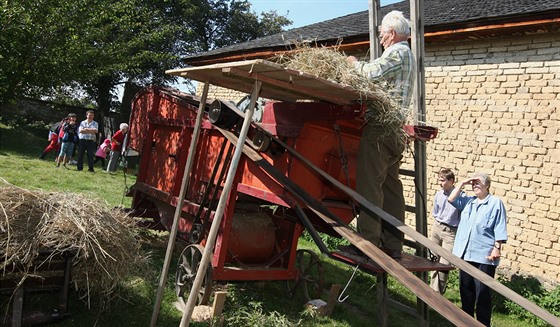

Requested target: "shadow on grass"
[{"left": 0, "top": 124, "right": 47, "bottom": 158}]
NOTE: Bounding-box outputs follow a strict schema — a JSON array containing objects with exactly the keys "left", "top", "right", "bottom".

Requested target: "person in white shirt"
[{"left": 77, "top": 110, "right": 99, "bottom": 172}]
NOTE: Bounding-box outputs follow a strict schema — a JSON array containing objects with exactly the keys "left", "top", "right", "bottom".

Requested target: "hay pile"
[
  {"left": 0, "top": 183, "right": 151, "bottom": 309},
  {"left": 274, "top": 43, "right": 408, "bottom": 141}
]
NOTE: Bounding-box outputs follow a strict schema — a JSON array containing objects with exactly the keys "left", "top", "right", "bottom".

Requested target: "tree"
[
  {"left": 0, "top": 0, "right": 291, "bottom": 119},
  {"left": 175, "top": 0, "right": 291, "bottom": 53}
]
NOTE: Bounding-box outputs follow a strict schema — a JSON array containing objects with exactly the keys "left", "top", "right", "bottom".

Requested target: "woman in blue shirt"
[{"left": 448, "top": 172, "right": 508, "bottom": 327}]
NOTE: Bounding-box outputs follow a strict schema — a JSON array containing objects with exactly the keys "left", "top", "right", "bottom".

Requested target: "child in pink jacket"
[{"left": 93, "top": 139, "right": 111, "bottom": 168}]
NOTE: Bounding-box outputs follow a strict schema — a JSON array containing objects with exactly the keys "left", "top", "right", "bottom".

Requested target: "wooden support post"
[
  {"left": 212, "top": 291, "right": 227, "bottom": 325},
  {"left": 376, "top": 273, "right": 388, "bottom": 327},
  {"left": 12, "top": 287, "right": 24, "bottom": 327},
  {"left": 322, "top": 284, "right": 342, "bottom": 317},
  {"left": 150, "top": 82, "right": 210, "bottom": 327},
  {"left": 179, "top": 80, "right": 262, "bottom": 327},
  {"left": 368, "top": 0, "right": 382, "bottom": 60},
  {"left": 410, "top": 0, "right": 429, "bottom": 325}
]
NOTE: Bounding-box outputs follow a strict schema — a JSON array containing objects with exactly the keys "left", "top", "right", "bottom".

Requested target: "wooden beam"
[
  {"left": 368, "top": 0, "right": 382, "bottom": 60},
  {"left": 410, "top": 0, "right": 429, "bottom": 324}
]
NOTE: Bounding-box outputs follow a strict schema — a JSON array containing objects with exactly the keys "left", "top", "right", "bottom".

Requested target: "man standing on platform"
[{"left": 346, "top": 10, "right": 415, "bottom": 259}]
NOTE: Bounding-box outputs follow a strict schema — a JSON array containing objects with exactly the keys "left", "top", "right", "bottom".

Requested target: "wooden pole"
[
  {"left": 368, "top": 0, "right": 382, "bottom": 60},
  {"left": 149, "top": 83, "right": 210, "bottom": 327},
  {"left": 179, "top": 80, "right": 262, "bottom": 327},
  {"left": 409, "top": 0, "right": 429, "bottom": 325}
]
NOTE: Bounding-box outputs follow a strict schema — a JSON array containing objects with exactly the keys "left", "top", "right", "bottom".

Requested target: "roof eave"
[{"left": 183, "top": 16, "right": 560, "bottom": 67}]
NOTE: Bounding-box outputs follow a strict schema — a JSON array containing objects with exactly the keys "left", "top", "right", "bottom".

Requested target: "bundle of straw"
[
  {"left": 0, "top": 183, "right": 151, "bottom": 309},
  {"left": 274, "top": 43, "right": 408, "bottom": 141}
]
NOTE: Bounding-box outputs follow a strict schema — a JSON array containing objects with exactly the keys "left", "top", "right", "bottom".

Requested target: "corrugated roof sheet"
[{"left": 185, "top": 0, "right": 560, "bottom": 60}]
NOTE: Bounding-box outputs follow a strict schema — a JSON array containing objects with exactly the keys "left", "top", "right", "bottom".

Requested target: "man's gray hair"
[{"left": 381, "top": 10, "right": 411, "bottom": 37}]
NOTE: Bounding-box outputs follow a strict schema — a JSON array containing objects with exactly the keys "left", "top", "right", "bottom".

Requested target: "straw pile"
[
  {"left": 0, "top": 183, "right": 151, "bottom": 309},
  {"left": 274, "top": 43, "right": 408, "bottom": 141}
]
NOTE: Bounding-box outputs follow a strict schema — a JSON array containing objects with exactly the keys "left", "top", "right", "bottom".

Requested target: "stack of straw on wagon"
[{"left": 274, "top": 43, "right": 409, "bottom": 142}]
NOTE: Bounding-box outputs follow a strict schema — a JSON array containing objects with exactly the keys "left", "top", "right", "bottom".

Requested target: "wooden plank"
[
  {"left": 331, "top": 252, "right": 454, "bottom": 273},
  {"left": 306, "top": 206, "right": 482, "bottom": 327},
  {"left": 166, "top": 59, "right": 375, "bottom": 105}
]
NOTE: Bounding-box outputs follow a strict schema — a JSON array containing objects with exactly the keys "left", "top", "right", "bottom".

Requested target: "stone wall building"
[
  {"left": 185, "top": 0, "right": 560, "bottom": 287},
  {"left": 420, "top": 31, "right": 560, "bottom": 287}
]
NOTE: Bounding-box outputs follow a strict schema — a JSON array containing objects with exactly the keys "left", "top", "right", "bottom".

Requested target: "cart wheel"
[
  {"left": 175, "top": 244, "right": 212, "bottom": 305},
  {"left": 287, "top": 249, "right": 324, "bottom": 301}
]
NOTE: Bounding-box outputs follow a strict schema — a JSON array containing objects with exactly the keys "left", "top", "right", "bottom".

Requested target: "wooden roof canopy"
[{"left": 166, "top": 59, "right": 370, "bottom": 105}]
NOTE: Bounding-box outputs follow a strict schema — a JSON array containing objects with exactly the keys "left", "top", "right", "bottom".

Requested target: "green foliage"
[
  {"left": 494, "top": 275, "right": 560, "bottom": 326},
  {"left": 226, "top": 301, "right": 297, "bottom": 327},
  {"left": 300, "top": 230, "right": 349, "bottom": 250},
  {"left": 0, "top": 0, "right": 291, "bottom": 115}
]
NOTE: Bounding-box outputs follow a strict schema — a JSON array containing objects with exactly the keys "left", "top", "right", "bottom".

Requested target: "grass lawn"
[{"left": 0, "top": 123, "right": 542, "bottom": 326}]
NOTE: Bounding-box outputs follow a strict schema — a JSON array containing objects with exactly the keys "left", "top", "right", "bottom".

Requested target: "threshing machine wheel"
[
  {"left": 287, "top": 249, "right": 324, "bottom": 301},
  {"left": 175, "top": 244, "right": 212, "bottom": 305}
]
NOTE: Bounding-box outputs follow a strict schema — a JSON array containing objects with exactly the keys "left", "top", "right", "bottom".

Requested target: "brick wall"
[{"left": 418, "top": 31, "right": 560, "bottom": 287}]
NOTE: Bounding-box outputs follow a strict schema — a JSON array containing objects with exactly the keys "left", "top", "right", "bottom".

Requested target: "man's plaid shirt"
[{"left": 354, "top": 41, "right": 415, "bottom": 109}]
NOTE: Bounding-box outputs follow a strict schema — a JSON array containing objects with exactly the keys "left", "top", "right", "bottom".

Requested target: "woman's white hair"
[
  {"left": 471, "top": 172, "right": 491, "bottom": 188},
  {"left": 381, "top": 10, "right": 411, "bottom": 37},
  {"left": 120, "top": 123, "right": 129, "bottom": 130}
]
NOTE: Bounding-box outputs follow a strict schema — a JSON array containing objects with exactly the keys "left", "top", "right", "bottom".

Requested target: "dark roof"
[{"left": 185, "top": 0, "right": 560, "bottom": 63}]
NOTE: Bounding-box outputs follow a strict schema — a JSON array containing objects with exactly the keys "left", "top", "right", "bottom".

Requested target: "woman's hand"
[{"left": 486, "top": 247, "right": 501, "bottom": 262}]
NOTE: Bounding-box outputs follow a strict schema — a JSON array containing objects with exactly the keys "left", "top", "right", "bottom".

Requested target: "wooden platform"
[
  {"left": 166, "top": 59, "right": 370, "bottom": 105},
  {"left": 331, "top": 251, "right": 454, "bottom": 274}
]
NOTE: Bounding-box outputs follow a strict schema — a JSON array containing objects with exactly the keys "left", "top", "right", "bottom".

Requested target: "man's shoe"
[{"left": 88, "top": 169, "right": 95, "bottom": 173}]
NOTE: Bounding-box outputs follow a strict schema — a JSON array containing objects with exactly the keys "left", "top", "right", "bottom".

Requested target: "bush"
[{"left": 494, "top": 275, "right": 560, "bottom": 326}]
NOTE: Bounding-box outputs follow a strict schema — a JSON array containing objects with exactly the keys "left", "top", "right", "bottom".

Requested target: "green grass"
[
  {"left": 0, "top": 123, "right": 545, "bottom": 326},
  {"left": 0, "top": 123, "right": 134, "bottom": 208}
]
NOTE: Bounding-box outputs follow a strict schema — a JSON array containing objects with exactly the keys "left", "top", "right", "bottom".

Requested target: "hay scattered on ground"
[
  {"left": 0, "top": 182, "right": 151, "bottom": 309},
  {"left": 274, "top": 42, "right": 408, "bottom": 141}
]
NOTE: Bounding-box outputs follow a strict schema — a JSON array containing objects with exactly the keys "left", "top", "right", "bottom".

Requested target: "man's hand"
[{"left": 346, "top": 56, "right": 358, "bottom": 64}]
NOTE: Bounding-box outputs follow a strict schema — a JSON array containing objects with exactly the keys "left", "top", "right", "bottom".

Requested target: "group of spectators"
[{"left": 39, "top": 110, "right": 129, "bottom": 173}]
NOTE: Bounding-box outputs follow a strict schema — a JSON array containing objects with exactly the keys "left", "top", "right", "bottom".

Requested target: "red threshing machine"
[{"left": 126, "top": 60, "right": 444, "bottom": 306}]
